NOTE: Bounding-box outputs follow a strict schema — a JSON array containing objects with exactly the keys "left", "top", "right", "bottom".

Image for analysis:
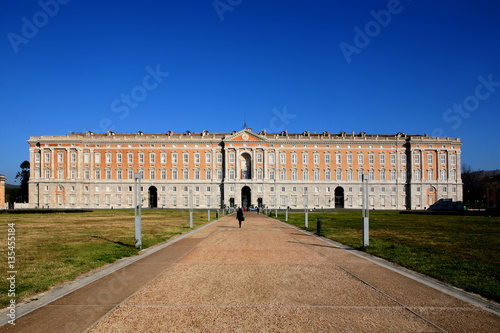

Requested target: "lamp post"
[
  {"left": 189, "top": 190, "right": 193, "bottom": 229},
  {"left": 274, "top": 178, "right": 278, "bottom": 218},
  {"left": 362, "top": 174, "right": 369, "bottom": 247},
  {"left": 304, "top": 189, "right": 309, "bottom": 228},
  {"left": 134, "top": 173, "right": 142, "bottom": 249}
]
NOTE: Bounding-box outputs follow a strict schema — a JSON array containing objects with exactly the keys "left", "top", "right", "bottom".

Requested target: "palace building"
[{"left": 27, "top": 129, "right": 463, "bottom": 210}]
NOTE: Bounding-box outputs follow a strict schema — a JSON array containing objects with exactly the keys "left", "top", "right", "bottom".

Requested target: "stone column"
[
  {"left": 50, "top": 148, "right": 55, "bottom": 179},
  {"left": 66, "top": 147, "right": 70, "bottom": 179},
  {"left": 263, "top": 148, "right": 268, "bottom": 180},
  {"left": 236, "top": 148, "right": 240, "bottom": 180},
  {"left": 225, "top": 148, "right": 229, "bottom": 179}
]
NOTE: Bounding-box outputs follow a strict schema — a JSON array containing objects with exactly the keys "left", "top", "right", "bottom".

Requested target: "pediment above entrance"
[{"left": 225, "top": 129, "right": 266, "bottom": 142}]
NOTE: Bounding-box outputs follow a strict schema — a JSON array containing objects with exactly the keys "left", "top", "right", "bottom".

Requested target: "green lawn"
[
  {"left": 271, "top": 210, "right": 500, "bottom": 303},
  {"left": 0, "top": 209, "right": 216, "bottom": 307}
]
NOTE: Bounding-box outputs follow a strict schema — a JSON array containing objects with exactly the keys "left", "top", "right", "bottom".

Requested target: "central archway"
[
  {"left": 241, "top": 186, "right": 251, "bottom": 208},
  {"left": 334, "top": 186, "right": 344, "bottom": 209},
  {"left": 149, "top": 186, "right": 158, "bottom": 208}
]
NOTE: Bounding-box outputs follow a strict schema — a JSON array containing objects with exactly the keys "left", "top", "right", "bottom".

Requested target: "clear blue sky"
[{"left": 1, "top": 0, "right": 499, "bottom": 184}]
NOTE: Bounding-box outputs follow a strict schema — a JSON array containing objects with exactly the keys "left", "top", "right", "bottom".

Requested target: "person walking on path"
[{"left": 236, "top": 207, "right": 244, "bottom": 228}]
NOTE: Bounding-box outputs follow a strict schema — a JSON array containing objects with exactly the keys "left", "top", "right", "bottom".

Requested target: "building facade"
[
  {"left": 28, "top": 129, "right": 463, "bottom": 210},
  {"left": 486, "top": 176, "right": 500, "bottom": 210},
  {"left": 0, "top": 175, "right": 6, "bottom": 209}
]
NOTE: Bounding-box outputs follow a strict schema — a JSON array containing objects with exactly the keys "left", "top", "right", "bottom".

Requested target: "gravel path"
[{"left": 86, "top": 212, "right": 498, "bottom": 333}]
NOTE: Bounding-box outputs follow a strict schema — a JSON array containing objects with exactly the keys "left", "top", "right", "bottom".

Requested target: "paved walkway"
[{"left": 2, "top": 212, "right": 499, "bottom": 332}]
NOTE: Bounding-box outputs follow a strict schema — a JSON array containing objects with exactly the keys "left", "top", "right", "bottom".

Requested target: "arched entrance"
[
  {"left": 149, "top": 186, "right": 158, "bottom": 208},
  {"left": 334, "top": 186, "right": 344, "bottom": 209},
  {"left": 241, "top": 186, "right": 251, "bottom": 208}
]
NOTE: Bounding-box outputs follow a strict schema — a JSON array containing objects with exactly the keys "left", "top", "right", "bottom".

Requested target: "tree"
[
  {"left": 461, "top": 164, "right": 485, "bottom": 209},
  {"left": 15, "top": 160, "right": 30, "bottom": 203}
]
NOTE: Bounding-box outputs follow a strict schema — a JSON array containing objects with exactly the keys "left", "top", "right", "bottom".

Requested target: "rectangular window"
[
  {"left": 280, "top": 153, "right": 286, "bottom": 165},
  {"left": 325, "top": 154, "right": 330, "bottom": 164},
  {"left": 194, "top": 153, "right": 200, "bottom": 164},
  {"left": 217, "top": 152, "right": 222, "bottom": 163},
  {"left": 106, "top": 169, "right": 111, "bottom": 179},
  {"left": 450, "top": 155, "right": 456, "bottom": 165},
  {"left": 380, "top": 154, "right": 385, "bottom": 165},
  {"left": 128, "top": 153, "right": 133, "bottom": 164},
  {"left": 95, "top": 153, "right": 101, "bottom": 164},
  {"left": 161, "top": 153, "right": 167, "bottom": 164},
  {"left": 71, "top": 152, "right": 76, "bottom": 163},
  {"left": 291, "top": 153, "right": 297, "bottom": 164},
  {"left": 139, "top": 153, "right": 144, "bottom": 164},
  {"left": 106, "top": 153, "right": 111, "bottom": 164},
  {"left": 358, "top": 154, "right": 363, "bottom": 164},
  {"left": 117, "top": 153, "right": 122, "bottom": 164},
  {"left": 150, "top": 153, "right": 155, "bottom": 164},
  {"left": 150, "top": 169, "right": 155, "bottom": 179},
  {"left": 369, "top": 154, "right": 374, "bottom": 164},
  {"left": 58, "top": 153, "right": 63, "bottom": 163},
  {"left": 45, "top": 152, "right": 51, "bottom": 163},
  {"left": 172, "top": 153, "right": 178, "bottom": 164},
  {"left": 35, "top": 153, "right": 40, "bottom": 162},
  {"left": 401, "top": 154, "right": 406, "bottom": 164},
  {"left": 427, "top": 154, "right": 433, "bottom": 165},
  {"left": 269, "top": 152, "right": 275, "bottom": 164},
  {"left": 183, "top": 153, "right": 189, "bottom": 164},
  {"left": 390, "top": 154, "right": 396, "bottom": 165},
  {"left": 229, "top": 152, "right": 235, "bottom": 163},
  {"left": 257, "top": 152, "right": 262, "bottom": 163},
  {"left": 205, "top": 153, "right": 211, "bottom": 164},
  {"left": 347, "top": 153, "right": 353, "bottom": 165},
  {"left": 336, "top": 154, "right": 341, "bottom": 164},
  {"left": 161, "top": 169, "right": 166, "bottom": 179},
  {"left": 302, "top": 154, "right": 308, "bottom": 164}
]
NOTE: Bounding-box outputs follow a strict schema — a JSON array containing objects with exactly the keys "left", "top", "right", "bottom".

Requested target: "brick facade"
[{"left": 28, "top": 129, "right": 463, "bottom": 210}]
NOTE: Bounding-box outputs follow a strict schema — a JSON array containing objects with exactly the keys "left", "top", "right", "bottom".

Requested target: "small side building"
[
  {"left": 486, "top": 175, "right": 500, "bottom": 210},
  {"left": 0, "top": 175, "right": 6, "bottom": 210}
]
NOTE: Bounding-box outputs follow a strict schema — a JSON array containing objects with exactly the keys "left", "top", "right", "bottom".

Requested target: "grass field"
[
  {"left": 0, "top": 209, "right": 217, "bottom": 308},
  {"left": 271, "top": 210, "right": 500, "bottom": 303}
]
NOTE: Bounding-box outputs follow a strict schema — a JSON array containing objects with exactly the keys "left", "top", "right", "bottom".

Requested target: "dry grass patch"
[{"left": 0, "top": 209, "right": 216, "bottom": 307}]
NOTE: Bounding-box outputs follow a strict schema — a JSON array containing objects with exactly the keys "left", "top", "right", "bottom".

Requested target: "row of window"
[
  {"left": 35, "top": 150, "right": 458, "bottom": 167},
  {"left": 35, "top": 167, "right": 458, "bottom": 182}
]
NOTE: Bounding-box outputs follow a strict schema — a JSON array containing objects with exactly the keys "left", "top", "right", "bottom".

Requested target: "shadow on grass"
[
  {"left": 287, "top": 240, "right": 354, "bottom": 250},
  {"left": 91, "top": 235, "right": 136, "bottom": 248}
]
